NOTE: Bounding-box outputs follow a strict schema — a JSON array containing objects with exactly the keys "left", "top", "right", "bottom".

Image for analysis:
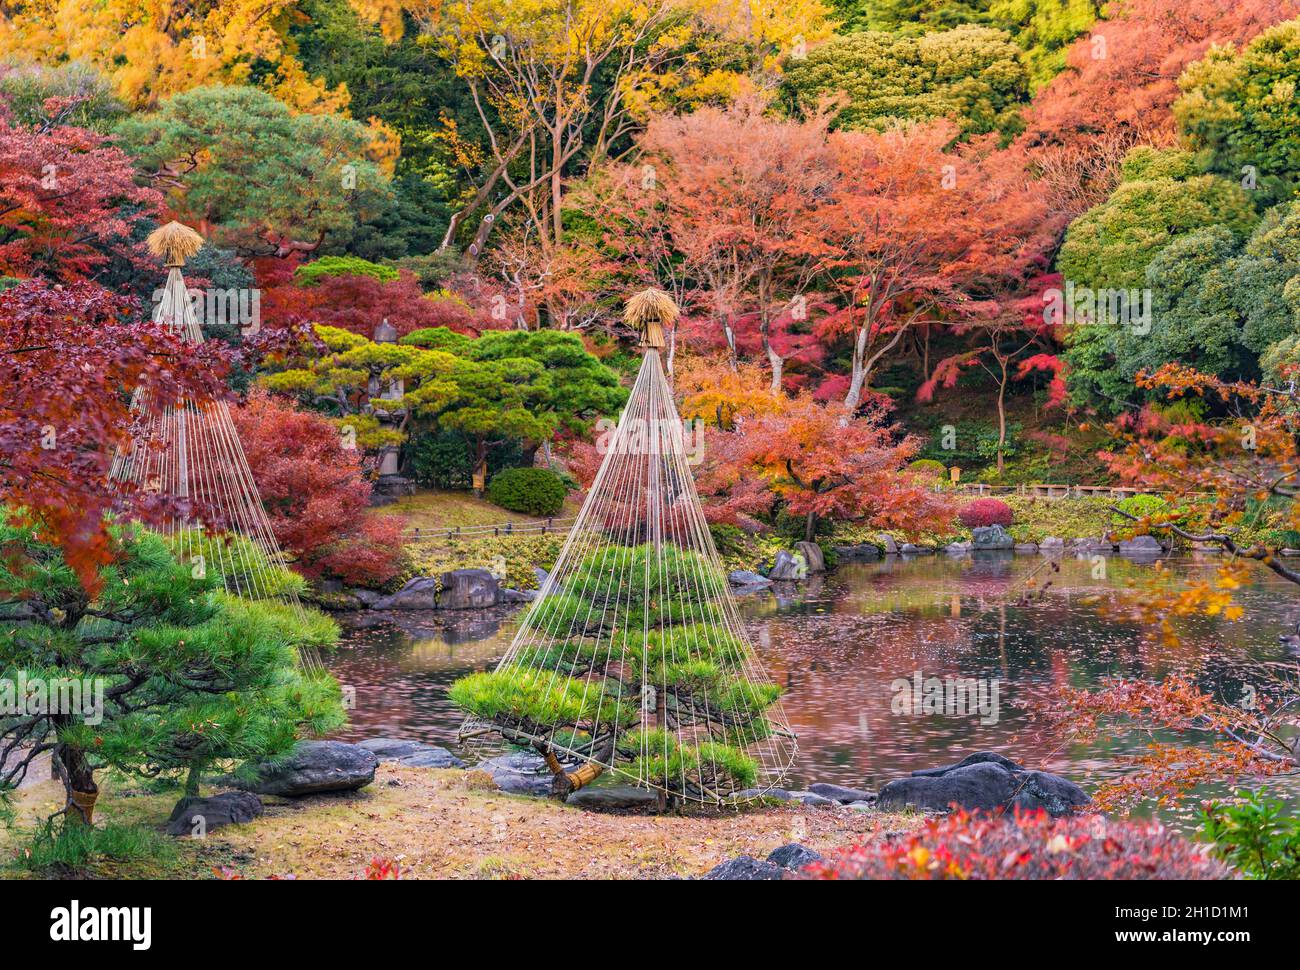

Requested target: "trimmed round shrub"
[
  {"left": 959, "top": 498, "right": 1013, "bottom": 528},
  {"left": 294, "top": 255, "right": 399, "bottom": 287},
  {"left": 801, "top": 809, "right": 1232, "bottom": 880},
  {"left": 487, "top": 467, "right": 568, "bottom": 517},
  {"left": 909, "top": 459, "right": 947, "bottom": 480}
]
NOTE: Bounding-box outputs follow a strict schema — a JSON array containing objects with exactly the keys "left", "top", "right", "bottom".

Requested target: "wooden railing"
[
  {"left": 941, "top": 483, "right": 1164, "bottom": 499},
  {"left": 402, "top": 516, "right": 578, "bottom": 544}
]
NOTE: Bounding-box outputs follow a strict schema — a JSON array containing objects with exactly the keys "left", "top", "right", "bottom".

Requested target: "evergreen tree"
[{"left": 0, "top": 519, "right": 344, "bottom": 825}]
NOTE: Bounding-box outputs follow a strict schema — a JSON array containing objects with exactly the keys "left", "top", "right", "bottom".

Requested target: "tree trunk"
[
  {"left": 844, "top": 325, "right": 870, "bottom": 411},
  {"left": 57, "top": 742, "right": 97, "bottom": 826},
  {"left": 473, "top": 438, "right": 489, "bottom": 496},
  {"left": 184, "top": 763, "right": 204, "bottom": 798},
  {"left": 804, "top": 510, "right": 818, "bottom": 544},
  {"left": 996, "top": 363, "right": 1008, "bottom": 476}
]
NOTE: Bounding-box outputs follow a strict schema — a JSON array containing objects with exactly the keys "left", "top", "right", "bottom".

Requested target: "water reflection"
[{"left": 327, "top": 552, "right": 1299, "bottom": 824}]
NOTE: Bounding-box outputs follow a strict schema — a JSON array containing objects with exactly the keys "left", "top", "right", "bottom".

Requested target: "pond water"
[{"left": 326, "top": 551, "right": 1300, "bottom": 825}]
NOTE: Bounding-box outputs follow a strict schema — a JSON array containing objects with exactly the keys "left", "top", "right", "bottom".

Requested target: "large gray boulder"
[
  {"left": 357, "top": 737, "right": 465, "bottom": 769},
  {"left": 439, "top": 568, "right": 499, "bottom": 610},
  {"left": 167, "top": 792, "right": 263, "bottom": 837},
  {"left": 899, "top": 543, "right": 933, "bottom": 555},
  {"left": 1118, "top": 535, "right": 1163, "bottom": 558},
  {"left": 794, "top": 541, "right": 826, "bottom": 573},
  {"left": 767, "top": 549, "right": 806, "bottom": 581},
  {"left": 1038, "top": 536, "right": 1065, "bottom": 554},
  {"left": 373, "top": 576, "right": 439, "bottom": 610},
  {"left": 1014, "top": 543, "right": 1038, "bottom": 554},
  {"left": 878, "top": 752, "right": 1088, "bottom": 817},
  {"left": 475, "top": 751, "right": 554, "bottom": 796},
  {"left": 701, "top": 855, "right": 786, "bottom": 880},
  {"left": 729, "top": 569, "right": 772, "bottom": 588},
  {"left": 768, "top": 843, "right": 824, "bottom": 872},
  {"left": 833, "top": 543, "right": 881, "bottom": 562},
  {"left": 945, "top": 541, "right": 972, "bottom": 556},
  {"left": 237, "top": 741, "right": 378, "bottom": 797},
  {"left": 879, "top": 534, "right": 899, "bottom": 555},
  {"left": 971, "top": 525, "right": 1014, "bottom": 550}
]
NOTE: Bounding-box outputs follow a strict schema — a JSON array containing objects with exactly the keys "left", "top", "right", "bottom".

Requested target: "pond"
[{"left": 326, "top": 550, "right": 1300, "bottom": 826}]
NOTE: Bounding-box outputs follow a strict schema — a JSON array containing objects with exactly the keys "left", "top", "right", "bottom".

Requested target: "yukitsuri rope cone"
[
  {"left": 110, "top": 222, "right": 318, "bottom": 667},
  {"left": 453, "top": 289, "right": 796, "bottom": 808}
]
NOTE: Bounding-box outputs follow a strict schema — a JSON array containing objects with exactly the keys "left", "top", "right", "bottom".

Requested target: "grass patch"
[{"left": 9, "top": 820, "right": 177, "bottom": 878}]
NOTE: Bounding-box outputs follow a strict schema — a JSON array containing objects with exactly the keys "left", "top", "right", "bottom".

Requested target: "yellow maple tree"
[{"left": 0, "top": 0, "right": 349, "bottom": 112}]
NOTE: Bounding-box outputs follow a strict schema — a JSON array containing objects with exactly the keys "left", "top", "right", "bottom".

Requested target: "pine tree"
[{"left": 0, "top": 519, "right": 344, "bottom": 826}]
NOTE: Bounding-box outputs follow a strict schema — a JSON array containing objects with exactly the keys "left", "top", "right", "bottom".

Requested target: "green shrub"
[
  {"left": 1111, "top": 493, "right": 1169, "bottom": 526},
  {"left": 294, "top": 255, "right": 399, "bottom": 287},
  {"left": 909, "top": 458, "right": 947, "bottom": 479},
  {"left": 487, "top": 467, "right": 568, "bottom": 516},
  {"left": 1199, "top": 789, "right": 1300, "bottom": 879}
]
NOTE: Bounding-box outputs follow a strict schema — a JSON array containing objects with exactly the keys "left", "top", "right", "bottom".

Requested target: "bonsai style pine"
[{"left": 451, "top": 291, "right": 796, "bottom": 805}]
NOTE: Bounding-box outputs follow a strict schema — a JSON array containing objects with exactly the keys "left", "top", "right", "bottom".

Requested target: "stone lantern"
[{"left": 369, "top": 318, "right": 415, "bottom": 503}]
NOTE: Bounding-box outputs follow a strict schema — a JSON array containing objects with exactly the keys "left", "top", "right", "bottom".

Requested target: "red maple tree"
[
  {"left": 699, "top": 394, "right": 955, "bottom": 542},
  {"left": 230, "top": 391, "right": 404, "bottom": 586},
  {"left": 0, "top": 279, "right": 229, "bottom": 590},
  {"left": 0, "top": 118, "right": 161, "bottom": 282}
]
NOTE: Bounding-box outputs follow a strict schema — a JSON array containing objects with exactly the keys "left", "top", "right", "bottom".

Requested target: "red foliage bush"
[
  {"left": 231, "top": 391, "right": 404, "bottom": 586},
  {"left": 254, "top": 258, "right": 487, "bottom": 339},
  {"left": 959, "top": 498, "right": 1013, "bottom": 528},
  {"left": 802, "top": 809, "right": 1231, "bottom": 880}
]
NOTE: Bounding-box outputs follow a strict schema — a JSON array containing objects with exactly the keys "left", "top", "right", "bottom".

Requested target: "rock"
[
  {"left": 971, "top": 525, "right": 1014, "bottom": 550},
  {"left": 808, "top": 782, "right": 874, "bottom": 804},
  {"left": 880, "top": 752, "right": 1088, "bottom": 817},
  {"left": 899, "top": 543, "right": 933, "bottom": 555},
  {"left": 1014, "top": 543, "right": 1038, "bottom": 554},
  {"left": 912, "top": 751, "right": 1024, "bottom": 776},
  {"left": 475, "top": 751, "right": 553, "bottom": 796},
  {"left": 1069, "top": 536, "right": 1113, "bottom": 553},
  {"left": 237, "top": 741, "right": 377, "bottom": 797},
  {"left": 566, "top": 785, "right": 659, "bottom": 811},
  {"left": 945, "top": 541, "right": 972, "bottom": 555},
  {"left": 346, "top": 588, "right": 384, "bottom": 608},
  {"left": 729, "top": 569, "right": 771, "bottom": 588},
  {"left": 789, "top": 791, "right": 834, "bottom": 807},
  {"left": 317, "top": 578, "right": 344, "bottom": 594},
  {"left": 767, "top": 549, "right": 807, "bottom": 581},
  {"left": 373, "top": 576, "right": 440, "bottom": 611},
  {"left": 701, "top": 855, "right": 786, "bottom": 880},
  {"left": 767, "top": 843, "right": 824, "bottom": 872},
  {"left": 166, "top": 792, "right": 263, "bottom": 837},
  {"left": 357, "top": 738, "right": 465, "bottom": 769},
  {"left": 833, "top": 543, "right": 881, "bottom": 562},
  {"left": 1118, "top": 535, "right": 1163, "bottom": 556},
  {"left": 846, "top": 801, "right": 875, "bottom": 812},
  {"left": 439, "top": 568, "right": 499, "bottom": 610},
  {"left": 879, "top": 534, "right": 899, "bottom": 555},
  {"left": 1038, "top": 536, "right": 1065, "bottom": 554},
  {"left": 736, "top": 787, "right": 793, "bottom": 801},
  {"left": 497, "top": 587, "right": 536, "bottom": 604},
  {"left": 794, "top": 541, "right": 826, "bottom": 573},
  {"left": 1282, "top": 548, "right": 1300, "bottom": 558}
]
